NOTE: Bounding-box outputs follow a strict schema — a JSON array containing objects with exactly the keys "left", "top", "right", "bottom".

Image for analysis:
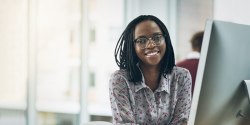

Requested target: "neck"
[{"left": 139, "top": 62, "right": 161, "bottom": 92}]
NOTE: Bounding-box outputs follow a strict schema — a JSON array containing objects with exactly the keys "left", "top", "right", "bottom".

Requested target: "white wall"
[
  {"left": 125, "top": 0, "right": 169, "bottom": 26},
  {"left": 214, "top": 0, "right": 250, "bottom": 25}
]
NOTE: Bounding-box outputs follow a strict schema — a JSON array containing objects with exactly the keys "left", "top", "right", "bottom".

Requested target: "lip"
[
  {"left": 144, "top": 50, "right": 160, "bottom": 55},
  {"left": 145, "top": 50, "right": 160, "bottom": 58}
]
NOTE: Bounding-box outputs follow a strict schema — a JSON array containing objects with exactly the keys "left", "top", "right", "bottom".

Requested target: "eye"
[
  {"left": 153, "top": 35, "right": 162, "bottom": 41},
  {"left": 136, "top": 38, "right": 147, "bottom": 44}
]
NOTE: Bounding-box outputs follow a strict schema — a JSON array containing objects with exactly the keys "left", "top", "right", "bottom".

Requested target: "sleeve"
[
  {"left": 170, "top": 70, "right": 192, "bottom": 125},
  {"left": 109, "top": 73, "right": 138, "bottom": 125}
]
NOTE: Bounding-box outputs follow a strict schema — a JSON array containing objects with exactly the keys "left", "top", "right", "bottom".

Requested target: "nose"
[{"left": 146, "top": 39, "right": 155, "bottom": 48}]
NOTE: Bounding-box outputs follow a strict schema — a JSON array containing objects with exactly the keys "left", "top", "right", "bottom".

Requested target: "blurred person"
[
  {"left": 176, "top": 31, "right": 204, "bottom": 97},
  {"left": 109, "top": 15, "right": 192, "bottom": 125}
]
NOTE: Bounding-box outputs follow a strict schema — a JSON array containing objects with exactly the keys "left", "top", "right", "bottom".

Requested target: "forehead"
[{"left": 134, "top": 20, "right": 162, "bottom": 39}]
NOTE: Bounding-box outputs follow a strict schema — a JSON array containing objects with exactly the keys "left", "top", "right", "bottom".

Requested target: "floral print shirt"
[{"left": 109, "top": 66, "right": 192, "bottom": 125}]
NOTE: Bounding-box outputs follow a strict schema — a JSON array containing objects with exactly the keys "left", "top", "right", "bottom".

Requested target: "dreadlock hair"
[{"left": 114, "top": 15, "right": 175, "bottom": 83}]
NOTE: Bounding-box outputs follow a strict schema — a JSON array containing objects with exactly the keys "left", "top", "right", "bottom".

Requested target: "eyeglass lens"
[{"left": 136, "top": 35, "right": 164, "bottom": 49}]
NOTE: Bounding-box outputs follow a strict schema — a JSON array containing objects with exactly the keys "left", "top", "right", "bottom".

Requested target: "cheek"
[{"left": 134, "top": 44, "right": 141, "bottom": 56}]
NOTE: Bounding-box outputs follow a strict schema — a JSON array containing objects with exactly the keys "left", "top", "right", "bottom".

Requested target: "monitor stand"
[{"left": 236, "top": 80, "right": 250, "bottom": 120}]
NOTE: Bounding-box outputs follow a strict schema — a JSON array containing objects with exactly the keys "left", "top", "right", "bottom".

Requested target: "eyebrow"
[{"left": 136, "top": 32, "right": 162, "bottom": 39}]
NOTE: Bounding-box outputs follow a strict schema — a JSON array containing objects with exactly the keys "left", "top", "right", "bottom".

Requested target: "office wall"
[
  {"left": 214, "top": 0, "right": 250, "bottom": 25},
  {"left": 176, "top": 0, "right": 214, "bottom": 61}
]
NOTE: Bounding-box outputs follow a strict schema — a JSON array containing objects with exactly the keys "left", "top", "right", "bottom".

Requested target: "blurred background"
[{"left": 0, "top": 0, "right": 250, "bottom": 125}]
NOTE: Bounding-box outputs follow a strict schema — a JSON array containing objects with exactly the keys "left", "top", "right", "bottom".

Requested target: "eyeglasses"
[{"left": 133, "top": 34, "right": 165, "bottom": 49}]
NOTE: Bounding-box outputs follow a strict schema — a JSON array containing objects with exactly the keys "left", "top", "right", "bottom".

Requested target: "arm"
[
  {"left": 170, "top": 70, "right": 192, "bottom": 125},
  {"left": 109, "top": 73, "right": 138, "bottom": 125}
]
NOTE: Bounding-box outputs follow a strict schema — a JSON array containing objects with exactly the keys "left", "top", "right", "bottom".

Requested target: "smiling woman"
[
  {"left": 134, "top": 21, "right": 166, "bottom": 73},
  {"left": 109, "top": 15, "right": 192, "bottom": 125}
]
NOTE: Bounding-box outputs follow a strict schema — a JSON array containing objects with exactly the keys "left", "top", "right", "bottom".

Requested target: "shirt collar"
[
  {"left": 186, "top": 51, "right": 200, "bottom": 59},
  {"left": 154, "top": 73, "right": 170, "bottom": 93},
  {"left": 134, "top": 63, "right": 170, "bottom": 93}
]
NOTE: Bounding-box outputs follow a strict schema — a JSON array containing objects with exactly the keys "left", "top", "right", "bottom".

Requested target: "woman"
[{"left": 109, "top": 15, "right": 192, "bottom": 125}]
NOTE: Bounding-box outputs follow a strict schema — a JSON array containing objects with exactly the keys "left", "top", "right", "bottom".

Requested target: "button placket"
[
  {"left": 145, "top": 88, "right": 157, "bottom": 124},
  {"left": 154, "top": 92, "right": 162, "bottom": 124}
]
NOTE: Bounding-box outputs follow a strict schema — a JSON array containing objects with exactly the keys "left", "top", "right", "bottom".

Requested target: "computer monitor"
[{"left": 188, "top": 20, "right": 250, "bottom": 125}]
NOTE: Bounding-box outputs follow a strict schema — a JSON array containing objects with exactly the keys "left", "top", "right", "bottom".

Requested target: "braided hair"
[{"left": 114, "top": 15, "right": 175, "bottom": 83}]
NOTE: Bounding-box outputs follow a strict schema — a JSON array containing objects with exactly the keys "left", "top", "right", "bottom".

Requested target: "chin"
[{"left": 146, "top": 61, "right": 161, "bottom": 66}]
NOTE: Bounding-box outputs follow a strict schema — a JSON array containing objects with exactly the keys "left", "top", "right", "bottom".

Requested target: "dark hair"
[
  {"left": 114, "top": 15, "right": 175, "bottom": 83},
  {"left": 190, "top": 31, "right": 204, "bottom": 52}
]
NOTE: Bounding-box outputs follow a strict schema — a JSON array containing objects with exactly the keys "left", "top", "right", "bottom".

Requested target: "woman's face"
[{"left": 134, "top": 20, "right": 166, "bottom": 67}]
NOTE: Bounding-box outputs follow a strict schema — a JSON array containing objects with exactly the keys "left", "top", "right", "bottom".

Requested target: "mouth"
[{"left": 145, "top": 51, "right": 160, "bottom": 57}]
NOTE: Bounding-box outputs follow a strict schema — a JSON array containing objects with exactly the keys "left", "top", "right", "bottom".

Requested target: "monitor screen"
[{"left": 188, "top": 20, "right": 250, "bottom": 125}]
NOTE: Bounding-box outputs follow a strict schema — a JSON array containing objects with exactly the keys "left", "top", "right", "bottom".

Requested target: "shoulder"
[
  {"left": 169, "top": 66, "right": 191, "bottom": 83},
  {"left": 110, "top": 69, "right": 130, "bottom": 80},
  {"left": 172, "top": 66, "right": 190, "bottom": 76},
  {"left": 169, "top": 66, "right": 192, "bottom": 94},
  {"left": 109, "top": 69, "right": 131, "bottom": 91},
  {"left": 174, "top": 66, "right": 192, "bottom": 87}
]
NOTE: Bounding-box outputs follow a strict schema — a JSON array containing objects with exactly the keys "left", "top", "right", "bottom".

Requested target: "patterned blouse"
[{"left": 109, "top": 66, "right": 192, "bottom": 125}]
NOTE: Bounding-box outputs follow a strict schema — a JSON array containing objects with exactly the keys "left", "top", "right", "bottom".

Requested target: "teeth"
[{"left": 147, "top": 52, "right": 158, "bottom": 56}]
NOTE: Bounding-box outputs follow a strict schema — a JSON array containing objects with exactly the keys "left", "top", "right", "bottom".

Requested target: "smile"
[{"left": 145, "top": 51, "right": 160, "bottom": 57}]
